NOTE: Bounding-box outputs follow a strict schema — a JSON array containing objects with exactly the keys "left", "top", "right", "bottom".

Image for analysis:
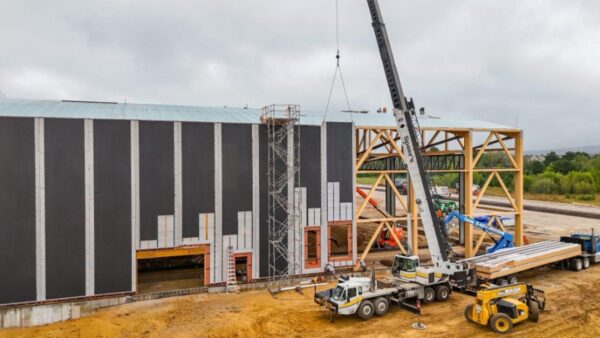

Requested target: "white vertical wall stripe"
[
  {"left": 35, "top": 118, "right": 46, "bottom": 301},
  {"left": 251, "top": 124, "right": 259, "bottom": 279},
  {"left": 174, "top": 122, "right": 183, "bottom": 247},
  {"left": 130, "top": 120, "right": 139, "bottom": 292},
  {"left": 320, "top": 122, "right": 328, "bottom": 270},
  {"left": 84, "top": 119, "right": 95, "bottom": 296},
  {"left": 214, "top": 123, "right": 223, "bottom": 283}
]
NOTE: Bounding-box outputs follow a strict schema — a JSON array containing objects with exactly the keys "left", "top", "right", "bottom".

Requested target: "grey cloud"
[{"left": 0, "top": 0, "right": 598, "bottom": 149}]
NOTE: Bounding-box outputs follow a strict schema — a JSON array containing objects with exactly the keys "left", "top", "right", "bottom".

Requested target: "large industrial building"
[
  {"left": 0, "top": 99, "right": 355, "bottom": 307},
  {"left": 0, "top": 98, "right": 524, "bottom": 325}
]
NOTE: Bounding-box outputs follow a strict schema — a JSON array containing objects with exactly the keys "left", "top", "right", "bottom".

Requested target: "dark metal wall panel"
[
  {"left": 182, "top": 122, "right": 214, "bottom": 238},
  {"left": 258, "top": 125, "right": 269, "bottom": 277},
  {"left": 45, "top": 118, "right": 86, "bottom": 299},
  {"left": 221, "top": 124, "right": 252, "bottom": 235},
  {"left": 94, "top": 120, "right": 132, "bottom": 294},
  {"left": 297, "top": 125, "right": 321, "bottom": 208},
  {"left": 0, "top": 118, "right": 36, "bottom": 304},
  {"left": 139, "top": 121, "right": 174, "bottom": 240},
  {"left": 326, "top": 122, "right": 353, "bottom": 203}
]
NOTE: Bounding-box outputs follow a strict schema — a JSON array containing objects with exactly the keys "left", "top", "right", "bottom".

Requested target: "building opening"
[
  {"left": 304, "top": 227, "right": 321, "bottom": 268},
  {"left": 329, "top": 223, "right": 352, "bottom": 260},
  {"left": 233, "top": 253, "right": 252, "bottom": 283},
  {"left": 136, "top": 246, "right": 209, "bottom": 294}
]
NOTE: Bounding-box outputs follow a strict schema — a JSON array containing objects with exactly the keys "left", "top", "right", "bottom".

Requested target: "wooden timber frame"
[{"left": 354, "top": 123, "right": 523, "bottom": 265}]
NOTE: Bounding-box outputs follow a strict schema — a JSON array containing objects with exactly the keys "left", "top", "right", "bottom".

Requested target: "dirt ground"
[
  {"left": 3, "top": 264, "right": 600, "bottom": 338},
  {"left": 2, "top": 195, "right": 600, "bottom": 338}
]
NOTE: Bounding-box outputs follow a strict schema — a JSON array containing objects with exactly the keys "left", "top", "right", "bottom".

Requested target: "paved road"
[{"left": 357, "top": 184, "right": 600, "bottom": 219}]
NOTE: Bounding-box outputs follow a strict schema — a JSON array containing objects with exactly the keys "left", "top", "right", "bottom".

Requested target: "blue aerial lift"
[{"left": 444, "top": 210, "right": 514, "bottom": 254}]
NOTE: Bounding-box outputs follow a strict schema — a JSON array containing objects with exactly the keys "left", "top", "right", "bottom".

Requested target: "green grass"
[{"left": 356, "top": 174, "right": 382, "bottom": 185}]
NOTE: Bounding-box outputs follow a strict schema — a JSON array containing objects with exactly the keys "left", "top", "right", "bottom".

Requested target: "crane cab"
[{"left": 391, "top": 255, "right": 445, "bottom": 286}]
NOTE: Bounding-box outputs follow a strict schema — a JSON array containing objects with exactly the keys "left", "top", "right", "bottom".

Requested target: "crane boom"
[{"left": 367, "top": 0, "right": 453, "bottom": 266}]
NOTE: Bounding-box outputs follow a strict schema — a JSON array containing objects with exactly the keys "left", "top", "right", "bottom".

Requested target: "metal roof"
[{"left": 0, "top": 98, "right": 516, "bottom": 130}]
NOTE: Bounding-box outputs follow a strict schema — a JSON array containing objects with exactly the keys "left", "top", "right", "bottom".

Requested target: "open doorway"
[
  {"left": 136, "top": 245, "right": 209, "bottom": 294},
  {"left": 304, "top": 226, "right": 321, "bottom": 268},
  {"left": 328, "top": 222, "right": 352, "bottom": 262},
  {"left": 233, "top": 252, "right": 252, "bottom": 283}
]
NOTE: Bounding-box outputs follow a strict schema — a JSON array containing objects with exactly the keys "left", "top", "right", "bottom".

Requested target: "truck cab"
[
  {"left": 392, "top": 255, "right": 445, "bottom": 286},
  {"left": 323, "top": 278, "right": 371, "bottom": 315}
]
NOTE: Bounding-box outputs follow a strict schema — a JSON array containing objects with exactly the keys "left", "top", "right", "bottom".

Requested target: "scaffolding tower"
[{"left": 261, "top": 104, "right": 301, "bottom": 279}]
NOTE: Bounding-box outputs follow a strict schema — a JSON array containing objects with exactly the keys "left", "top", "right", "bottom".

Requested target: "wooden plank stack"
[{"left": 458, "top": 241, "right": 582, "bottom": 279}]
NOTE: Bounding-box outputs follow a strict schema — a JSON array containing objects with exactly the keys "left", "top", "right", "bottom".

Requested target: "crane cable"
[{"left": 323, "top": 0, "right": 353, "bottom": 122}]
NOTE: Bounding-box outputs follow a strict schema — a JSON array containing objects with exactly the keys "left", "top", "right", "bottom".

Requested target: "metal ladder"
[{"left": 226, "top": 245, "right": 239, "bottom": 293}]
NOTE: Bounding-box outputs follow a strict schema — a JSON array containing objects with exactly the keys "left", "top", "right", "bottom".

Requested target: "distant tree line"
[
  {"left": 431, "top": 151, "right": 600, "bottom": 201},
  {"left": 523, "top": 151, "right": 600, "bottom": 200}
]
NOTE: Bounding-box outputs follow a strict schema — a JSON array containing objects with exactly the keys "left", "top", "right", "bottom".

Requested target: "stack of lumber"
[{"left": 459, "top": 241, "right": 581, "bottom": 279}]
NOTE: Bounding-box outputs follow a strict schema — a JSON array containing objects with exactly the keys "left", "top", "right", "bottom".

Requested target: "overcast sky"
[{"left": 1, "top": 0, "right": 599, "bottom": 150}]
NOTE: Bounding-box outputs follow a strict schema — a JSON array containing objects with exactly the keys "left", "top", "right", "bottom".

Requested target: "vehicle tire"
[
  {"left": 357, "top": 300, "right": 375, "bottom": 320},
  {"left": 571, "top": 258, "right": 583, "bottom": 272},
  {"left": 435, "top": 285, "right": 450, "bottom": 302},
  {"left": 374, "top": 297, "right": 389, "bottom": 316},
  {"left": 507, "top": 276, "right": 518, "bottom": 285},
  {"left": 489, "top": 313, "right": 513, "bottom": 334},
  {"left": 496, "top": 278, "right": 509, "bottom": 287},
  {"left": 464, "top": 304, "right": 475, "bottom": 323},
  {"left": 423, "top": 287, "right": 435, "bottom": 303},
  {"left": 582, "top": 257, "right": 590, "bottom": 269},
  {"left": 529, "top": 301, "right": 540, "bottom": 323}
]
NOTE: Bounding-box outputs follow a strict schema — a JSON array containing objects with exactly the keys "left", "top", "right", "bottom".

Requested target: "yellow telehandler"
[{"left": 464, "top": 283, "right": 546, "bottom": 334}]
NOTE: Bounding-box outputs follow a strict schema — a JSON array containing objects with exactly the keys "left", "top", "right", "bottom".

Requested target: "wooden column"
[
  {"left": 463, "top": 131, "right": 474, "bottom": 257},
  {"left": 514, "top": 131, "right": 524, "bottom": 246}
]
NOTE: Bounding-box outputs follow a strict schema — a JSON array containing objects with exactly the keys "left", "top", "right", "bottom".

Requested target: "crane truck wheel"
[
  {"left": 496, "top": 278, "right": 509, "bottom": 287},
  {"left": 423, "top": 287, "right": 435, "bottom": 303},
  {"left": 490, "top": 313, "right": 513, "bottom": 334},
  {"left": 508, "top": 276, "right": 518, "bottom": 285},
  {"left": 528, "top": 301, "right": 540, "bottom": 323},
  {"left": 582, "top": 257, "right": 590, "bottom": 269},
  {"left": 374, "top": 297, "right": 389, "bottom": 316},
  {"left": 435, "top": 285, "right": 450, "bottom": 301},
  {"left": 357, "top": 300, "right": 375, "bottom": 320},
  {"left": 464, "top": 304, "right": 475, "bottom": 323},
  {"left": 571, "top": 258, "right": 583, "bottom": 271}
]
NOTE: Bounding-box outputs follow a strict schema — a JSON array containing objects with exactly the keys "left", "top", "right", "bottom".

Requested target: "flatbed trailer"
[{"left": 456, "top": 241, "right": 584, "bottom": 286}]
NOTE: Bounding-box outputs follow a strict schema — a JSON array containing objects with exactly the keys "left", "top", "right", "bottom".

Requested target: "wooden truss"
[{"left": 354, "top": 125, "right": 523, "bottom": 265}]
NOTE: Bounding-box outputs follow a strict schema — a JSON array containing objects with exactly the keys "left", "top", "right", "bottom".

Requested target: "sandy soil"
[
  {"left": 3, "top": 264, "right": 600, "bottom": 338},
  {"left": 3, "top": 195, "right": 599, "bottom": 337}
]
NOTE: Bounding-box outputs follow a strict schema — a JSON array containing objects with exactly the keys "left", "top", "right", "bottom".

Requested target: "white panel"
[
  {"left": 35, "top": 118, "right": 46, "bottom": 301},
  {"left": 214, "top": 123, "right": 222, "bottom": 283},
  {"left": 199, "top": 213, "right": 206, "bottom": 241},
  {"left": 157, "top": 216, "right": 165, "bottom": 248},
  {"left": 208, "top": 213, "right": 215, "bottom": 243},
  {"left": 130, "top": 120, "right": 139, "bottom": 292},
  {"left": 237, "top": 211, "right": 245, "bottom": 250},
  {"left": 244, "top": 211, "right": 252, "bottom": 250},
  {"left": 327, "top": 182, "right": 334, "bottom": 221},
  {"left": 140, "top": 240, "right": 158, "bottom": 249},
  {"left": 301, "top": 188, "right": 307, "bottom": 227},
  {"left": 84, "top": 119, "right": 94, "bottom": 296},
  {"left": 251, "top": 124, "right": 260, "bottom": 279},
  {"left": 287, "top": 124, "right": 296, "bottom": 274},
  {"left": 166, "top": 215, "right": 175, "bottom": 247},
  {"left": 174, "top": 122, "right": 183, "bottom": 246},
  {"left": 333, "top": 182, "right": 340, "bottom": 221},
  {"left": 320, "top": 122, "right": 328, "bottom": 270}
]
